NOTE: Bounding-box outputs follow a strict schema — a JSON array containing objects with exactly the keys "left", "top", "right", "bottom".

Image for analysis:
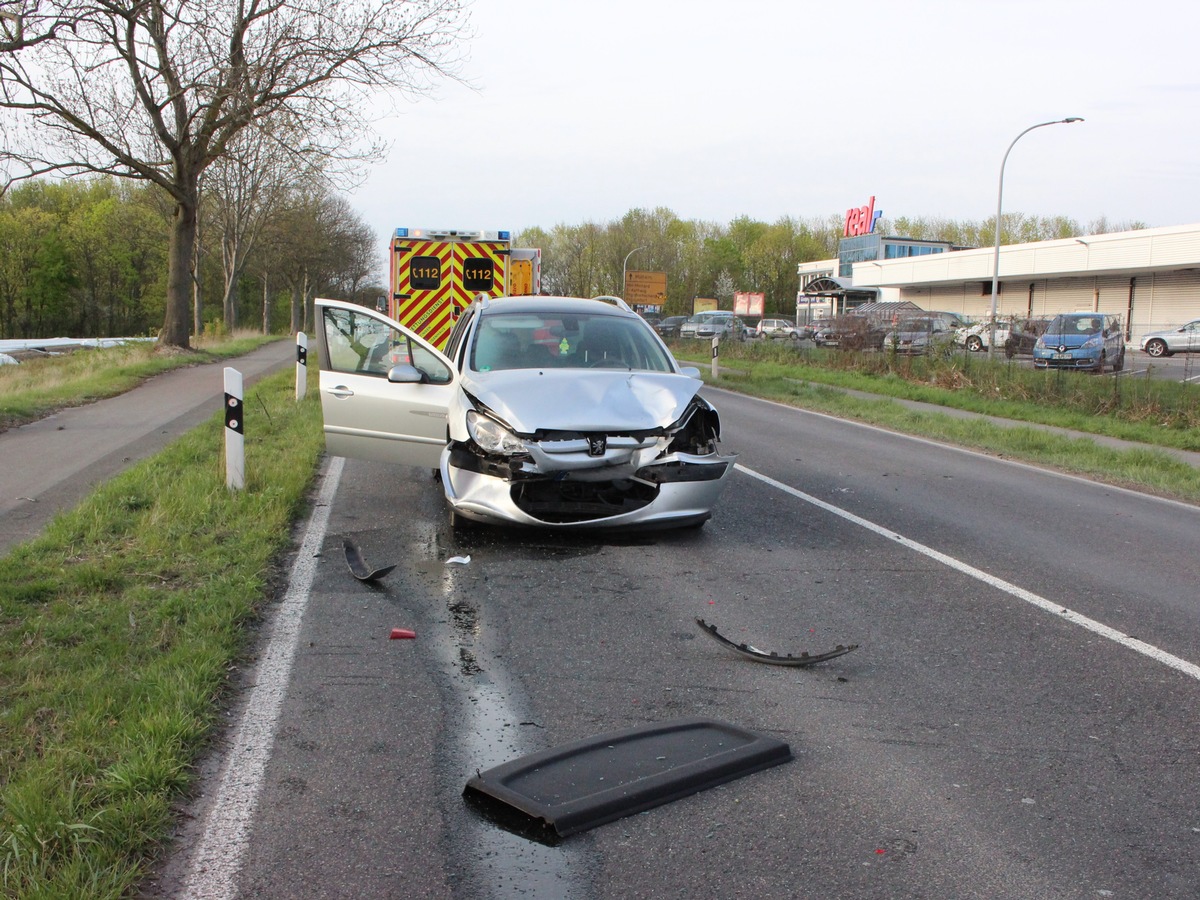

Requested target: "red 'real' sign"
[{"left": 844, "top": 196, "right": 880, "bottom": 237}]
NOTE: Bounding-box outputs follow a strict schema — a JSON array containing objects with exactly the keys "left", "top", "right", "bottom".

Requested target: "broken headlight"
[{"left": 466, "top": 410, "right": 525, "bottom": 456}]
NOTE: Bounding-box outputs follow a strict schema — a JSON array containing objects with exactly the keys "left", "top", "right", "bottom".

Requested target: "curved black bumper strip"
[{"left": 697, "top": 618, "right": 858, "bottom": 666}]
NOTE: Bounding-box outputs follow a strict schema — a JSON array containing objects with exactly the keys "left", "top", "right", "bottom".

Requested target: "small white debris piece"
[{"left": 446, "top": 555, "right": 471, "bottom": 565}]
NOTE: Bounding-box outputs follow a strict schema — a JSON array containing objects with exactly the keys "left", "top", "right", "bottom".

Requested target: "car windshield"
[
  {"left": 1048, "top": 315, "right": 1100, "bottom": 335},
  {"left": 470, "top": 311, "right": 674, "bottom": 373},
  {"left": 898, "top": 317, "right": 938, "bottom": 330}
]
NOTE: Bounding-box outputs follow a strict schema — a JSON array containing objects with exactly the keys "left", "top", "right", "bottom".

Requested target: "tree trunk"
[
  {"left": 222, "top": 276, "right": 239, "bottom": 331},
  {"left": 290, "top": 281, "right": 303, "bottom": 334},
  {"left": 192, "top": 209, "right": 203, "bottom": 337},
  {"left": 162, "top": 192, "right": 198, "bottom": 348},
  {"left": 261, "top": 273, "right": 270, "bottom": 334}
]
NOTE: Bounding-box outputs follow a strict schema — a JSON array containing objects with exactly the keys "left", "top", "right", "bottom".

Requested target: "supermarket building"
[{"left": 796, "top": 217, "right": 1200, "bottom": 342}]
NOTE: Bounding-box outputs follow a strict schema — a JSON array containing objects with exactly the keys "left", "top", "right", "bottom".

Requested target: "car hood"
[
  {"left": 1042, "top": 332, "right": 1095, "bottom": 348},
  {"left": 462, "top": 369, "right": 704, "bottom": 433}
]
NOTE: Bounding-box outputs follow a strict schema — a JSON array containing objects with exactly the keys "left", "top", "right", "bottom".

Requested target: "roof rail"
[{"left": 591, "top": 295, "right": 633, "bottom": 311}]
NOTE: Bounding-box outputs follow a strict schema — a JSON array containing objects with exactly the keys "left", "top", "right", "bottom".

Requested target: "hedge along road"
[{"left": 0, "top": 340, "right": 297, "bottom": 555}]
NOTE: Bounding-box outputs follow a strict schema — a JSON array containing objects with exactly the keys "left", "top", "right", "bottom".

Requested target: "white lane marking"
[
  {"left": 737, "top": 462, "right": 1200, "bottom": 683},
  {"left": 181, "top": 456, "right": 345, "bottom": 900}
]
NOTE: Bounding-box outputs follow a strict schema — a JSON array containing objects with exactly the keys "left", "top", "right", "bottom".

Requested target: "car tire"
[
  {"left": 966, "top": 335, "right": 983, "bottom": 353},
  {"left": 1113, "top": 348, "right": 1125, "bottom": 372},
  {"left": 1144, "top": 339, "right": 1170, "bottom": 358}
]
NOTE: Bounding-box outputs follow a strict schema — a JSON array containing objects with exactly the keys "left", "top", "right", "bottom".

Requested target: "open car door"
[{"left": 314, "top": 298, "right": 457, "bottom": 468}]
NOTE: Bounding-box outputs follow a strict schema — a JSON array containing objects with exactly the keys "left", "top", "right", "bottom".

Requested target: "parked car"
[
  {"left": 314, "top": 295, "right": 737, "bottom": 530},
  {"left": 1033, "top": 312, "right": 1126, "bottom": 372},
  {"left": 800, "top": 318, "right": 834, "bottom": 341},
  {"left": 680, "top": 311, "right": 746, "bottom": 341},
  {"left": 812, "top": 314, "right": 889, "bottom": 350},
  {"left": 1139, "top": 319, "right": 1200, "bottom": 357},
  {"left": 757, "top": 318, "right": 802, "bottom": 340},
  {"left": 882, "top": 315, "right": 960, "bottom": 355},
  {"left": 1002, "top": 316, "right": 1053, "bottom": 358},
  {"left": 955, "top": 320, "right": 1010, "bottom": 352},
  {"left": 654, "top": 315, "right": 688, "bottom": 339}
]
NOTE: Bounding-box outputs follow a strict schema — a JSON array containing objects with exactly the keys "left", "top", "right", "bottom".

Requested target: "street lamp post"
[
  {"left": 622, "top": 246, "right": 646, "bottom": 301},
  {"left": 988, "top": 117, "right": 1083, "bottom": 357}
]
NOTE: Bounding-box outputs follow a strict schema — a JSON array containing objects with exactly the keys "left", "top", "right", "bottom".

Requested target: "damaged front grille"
[{"left": 509, "top": 477, "right": 660, "bottom": 523}]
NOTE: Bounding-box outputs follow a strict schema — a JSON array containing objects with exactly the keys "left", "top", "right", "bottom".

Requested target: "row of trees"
[
  {"left": 1, "top": 0, "right": 467, "bottom": 348},
  {"left": 0, "top": 173, "right": 1148, "bottom": 341},
  {"left": 517, "top": 210, "right": 1146, "bottom": 320},
  {"left": 0, "top": 176, "right": 381, "bottom": 341}
]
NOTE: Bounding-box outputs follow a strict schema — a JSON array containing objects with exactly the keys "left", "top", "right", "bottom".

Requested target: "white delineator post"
[
  {"left": 295, "top": 332, "right": 308, "bottom": 400},
  {"left": 224, "top": 367, "right": 245, "bottom": 490},
  {"left": 711, "top": 336, "right": 719, "bottom": 379}
]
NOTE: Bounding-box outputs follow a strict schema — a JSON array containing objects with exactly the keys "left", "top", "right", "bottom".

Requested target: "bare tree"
[
  {"left": 0, "top": 0, "right": 467, "bottom": 347},
  {"left": 206, "top": 123, "right": 323, "bottom": 331}
]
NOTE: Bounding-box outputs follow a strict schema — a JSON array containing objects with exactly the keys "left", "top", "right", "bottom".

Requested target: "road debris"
[
  {"left": 342, "top": 538, "right": 396, "bottom": 582},
  {"left": 464, "top": 717, "right": 791, "bottom": 844},
  {"left": 696, "top": 618, "right": 858, "bottom": 667}
]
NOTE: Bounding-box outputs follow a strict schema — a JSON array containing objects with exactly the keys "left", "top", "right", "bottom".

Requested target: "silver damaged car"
[{"left": 315, "top": 295, "right": 737, "bottom": 529}]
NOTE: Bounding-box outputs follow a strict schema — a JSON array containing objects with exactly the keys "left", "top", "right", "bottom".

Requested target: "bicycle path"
[{"left": 0, "top": 340, "right": 297, "bottom": 556}]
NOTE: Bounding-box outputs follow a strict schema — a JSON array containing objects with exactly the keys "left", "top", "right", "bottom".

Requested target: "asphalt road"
[
  {"left": 0, "top": 340, "right": 297, "bottom": 554},
  {"left": 154, "top": 386, "right": 1200, "bottom": 899}
]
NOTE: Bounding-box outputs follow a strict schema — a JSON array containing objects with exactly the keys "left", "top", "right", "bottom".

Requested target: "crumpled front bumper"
[{"left": 439, "top": 446, "right": 737, "bottom": 529}]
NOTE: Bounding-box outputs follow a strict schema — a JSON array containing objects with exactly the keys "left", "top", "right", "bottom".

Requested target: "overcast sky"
[{"left": 349, "top": 0, "right": 1200, "bottom": 251}]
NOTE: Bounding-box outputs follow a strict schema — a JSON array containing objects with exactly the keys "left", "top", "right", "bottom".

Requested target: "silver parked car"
[
  {"left": 314, "top": 295, "right": 738, "bottom": 530},
  {"left": 1139, "top": 319, "right": 1200, "bottom": 357},
  {"left": 679, "top": 311, "right": 746, "bottom": 341},
  {"left": 757, "top": 318, "right": 801, "bottom": 340},
  {"left": 882, "top": 315, "right": 959, "bottom": 354}
]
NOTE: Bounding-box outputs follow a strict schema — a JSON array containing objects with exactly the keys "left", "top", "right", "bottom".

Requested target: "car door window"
[
  {"left": 322, "top": 306, "right": 451, "bottom": 384},
  {"left": 444, "top": 306, "right": 475, "bottom": 369}
]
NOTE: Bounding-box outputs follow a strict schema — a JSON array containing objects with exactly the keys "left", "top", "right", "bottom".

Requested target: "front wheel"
[
  {"left": 1144, "top": 339, "right": 1169, "bottom": 358},
  {"left": 965, "top": 335, "right": 983, "bottom": 352},
  {"left": 1112, "top": 349, "right": 1125, "bottom": 372}
]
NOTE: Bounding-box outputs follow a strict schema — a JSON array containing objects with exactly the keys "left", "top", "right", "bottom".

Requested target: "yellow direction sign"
[{"left": 624, "top": 270, "right": 667, "bottom": 308}]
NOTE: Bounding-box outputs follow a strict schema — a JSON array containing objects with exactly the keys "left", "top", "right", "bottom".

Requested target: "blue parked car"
[{"left": 1033, "top": 313, "right": 1125, "bottom": 373}]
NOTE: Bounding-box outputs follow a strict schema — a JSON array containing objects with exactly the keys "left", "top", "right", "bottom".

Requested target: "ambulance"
[{"left": 388, "top": 228, "right": 541, "bottom": 349}]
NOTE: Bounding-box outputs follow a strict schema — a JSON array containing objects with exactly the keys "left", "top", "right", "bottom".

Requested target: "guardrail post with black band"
[
  {"left": 295, "top": 332, "right": 308, "bottom": 400},
  {"left": 224, "top": 367, "right": 244, "bottom": 490},
  {"left": 711, "top": 336, "right": 719, "bottom": 379}
]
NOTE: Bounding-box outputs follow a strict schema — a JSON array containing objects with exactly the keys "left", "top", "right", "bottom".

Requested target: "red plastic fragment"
[{"left": 390, "top": 628, "right": 416, "bottom": 640}]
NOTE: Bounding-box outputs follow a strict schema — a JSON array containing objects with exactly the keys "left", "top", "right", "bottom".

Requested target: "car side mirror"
[
  {"left": 387, "top": 363, "right": 426, "bottom": 384},
  {"left": 679, "top": 366, "right": 702, "bottom": 378}
]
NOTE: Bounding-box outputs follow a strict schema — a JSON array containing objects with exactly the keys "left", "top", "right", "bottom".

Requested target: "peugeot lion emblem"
[{"left": 587, "top": 435, "right": 607, "bottom": 457}]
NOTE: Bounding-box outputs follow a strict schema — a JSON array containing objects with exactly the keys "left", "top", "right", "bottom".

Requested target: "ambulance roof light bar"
[{"left": 393, "top": 228, "right": 511, "bottom": 241}]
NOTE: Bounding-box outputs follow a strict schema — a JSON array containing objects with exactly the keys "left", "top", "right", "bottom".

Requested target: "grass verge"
[
  {"left": 0, "top": 334, "right": 281, "bottom": 432},
  {"left": 0, "top": 367, "right": 324, "bottom": 897}
]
